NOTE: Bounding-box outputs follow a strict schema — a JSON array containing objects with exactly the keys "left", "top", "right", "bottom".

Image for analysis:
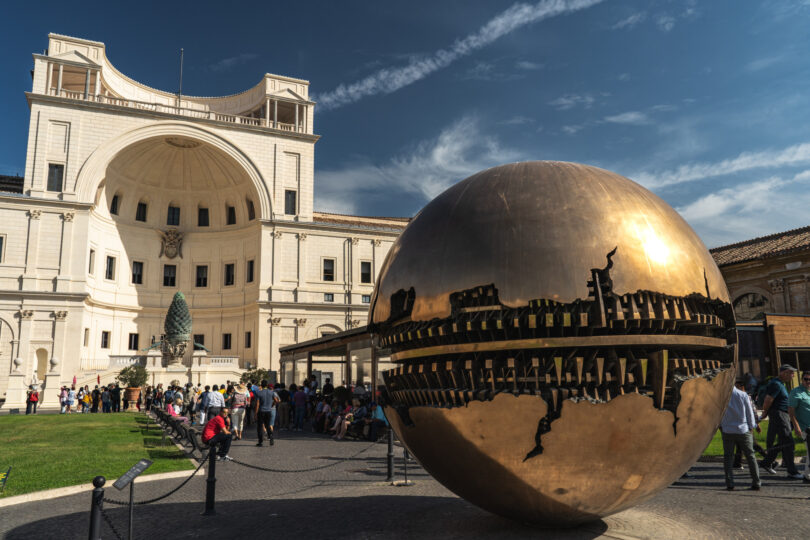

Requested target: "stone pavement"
[{"left": 2, "top": 424, "right": 809, "bottom": 540}]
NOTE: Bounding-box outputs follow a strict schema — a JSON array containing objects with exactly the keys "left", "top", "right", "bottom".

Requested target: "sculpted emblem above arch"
[
  {"left": 74, "top": 121, "right": 272, "bottom": 218},
  {"left": 158, "top": 229, "right": 183, "bottom": 259}
]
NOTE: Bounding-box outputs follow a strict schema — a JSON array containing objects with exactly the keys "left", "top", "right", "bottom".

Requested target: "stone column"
[
  {"left": 17, "top": 310, "right": 33, "bottom": 380},
  {"left": 45, "top": 62, "right": 53, "bottom": 94},
  {"left": 56, "top": 63, "right": 63, "bottom": 95},
  {"left": 51, "top": 311, "right": 69, "bottom": 371},
  {"left": 265, "top": 97, "right": 270, "bottom": 127},
  {"left": 56, "top": 212, "right": 74, "bottom": 292},
  {"left": 297, "top": 233, "right": 307, "bottom": 294},
  {"left": 295, "top": 103, "right": 299, "bottom": 132},
  {"left": 269, "top": 317, "right": 281, "bottom": 373},
  {"left": 23, "top": 209, "right": 41, "bottom": 289},
  {"left": 271, "top": 230, "right": 282, "bottom": 295},
  {"left": 94, "top": 69, "right": 100, "bottom": 96},
  {"left": 84, "top": 68, "right": 91, "bottom": 98},
  {"left": 273, "top": 99, "right": 278, "bottom": 128}
]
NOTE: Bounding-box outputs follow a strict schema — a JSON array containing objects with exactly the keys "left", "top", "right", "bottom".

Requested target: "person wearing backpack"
[{"left": 26, "top": 386, "right": 39, "bottom": 415}]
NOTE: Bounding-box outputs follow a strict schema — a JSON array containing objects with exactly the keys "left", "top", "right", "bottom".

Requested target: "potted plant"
[{"left": 116, "top": 365, "right": 149, "bottom": 411}]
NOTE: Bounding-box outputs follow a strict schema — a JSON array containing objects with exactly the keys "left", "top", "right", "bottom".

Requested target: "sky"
[{"left": 1, "top": 0, "right": 810, "bottom": 247}]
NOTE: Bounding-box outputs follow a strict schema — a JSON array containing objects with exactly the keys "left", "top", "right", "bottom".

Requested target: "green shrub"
[{"left": 116, "top": 365, "right": 148, "bottom": 388}]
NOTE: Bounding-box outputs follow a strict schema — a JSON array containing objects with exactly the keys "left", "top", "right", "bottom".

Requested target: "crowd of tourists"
[
  {"left": 720, "top": 364, "right": 810, "bottom": 490},
  {"left": 146, "top": 377, "right": 389, "bottom": 461},
  {"left": 25, "top": 383, "right": 132, "bottom": 414}
]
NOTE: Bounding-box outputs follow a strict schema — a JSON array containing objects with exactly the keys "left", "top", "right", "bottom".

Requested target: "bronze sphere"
[{"left": 370, "top": 161, "right": 736, "bottom": 526}]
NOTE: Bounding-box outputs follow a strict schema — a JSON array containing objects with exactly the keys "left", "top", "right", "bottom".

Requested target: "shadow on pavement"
[{"left": 5, "top": 496, "right": 609, "bottom": 540}]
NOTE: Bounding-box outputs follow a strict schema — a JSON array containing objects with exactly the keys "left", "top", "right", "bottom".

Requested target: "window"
[
  {"left": 47, "top": 164, "right": 64, "bottom": 192},
  {"left": 131, "top": 261, "right": 143, "bottom": 285},
  {"left": 195, "top": 265, "right": 208, "bottom": 287},
  {"left": 101, "top": 331, "right": 110, "bottom": 349},
  {"left": 224, "top": 263, "right": 235, "bottom": 286},
  {"left": 284, "top": 190, "right": 297, "bottom": 215},
  {"left": 135, "top": 201, "right": 148, "bottom": 222},
  {"left": 222, "top": 333, "right": 232, "bottom": 350},
  {"left": 167, "top": 205, "right": 180, "bottom": 226},
  {"left": 246, "top": 260, "right": 255, "bottom": 283},
  {"left": 0, "top": 235, "right": 4, "bottom": 262},
  {"left": 88, "top": 249, "right": 95, "bottom": 275},
  {"left": 324, "top": 293, "right": 334, "bottom": 302},
  {"left": 226, "top": 205, "right": 236, "bottom": 225},
  {"left": 193, "top": 334, "right": 205, "bottom": 351},
  {"left": 322, "top": 259, "right": 335, "bottom": 282},
  {"left": 163, "top": 264, "right": 176, "bottom": 287},
  {"left": 83, "top": 328, "right": 89, "bottom": 346},
  {"left": 246, "top": 199, "right": 256, "bottom": 220},
  {"left": 105, "top": 256, "right": 116, "bottom": 280},
  {"left": 128, "top": 333, "right": 139, "bottom": 351},
  {"left": 360, "top": 261, "right": 372, "bottom": 284},
  {"left": 245, "top": 331, "right": 252, "bottom": 348},
  {"left": 362, "top": 294, "right": 371, "bottom": 304},
  {"left": 198, "top": 207, "right": 209, "bottom": 227},
  {"left": 109, "top": 194, "right": 120, "bottom": 215}
]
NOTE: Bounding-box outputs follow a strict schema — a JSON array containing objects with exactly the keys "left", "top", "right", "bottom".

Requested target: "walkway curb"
[{"left": 0, "top": 466, "right": 205, "bottom": 508}]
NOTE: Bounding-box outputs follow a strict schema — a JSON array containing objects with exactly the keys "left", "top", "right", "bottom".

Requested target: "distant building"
[
  {"left": 0, "top": 34, "right": 406, "bottom": 407},
  {"left": 711, "top": 226, "right": 810, "bottom": 380}
]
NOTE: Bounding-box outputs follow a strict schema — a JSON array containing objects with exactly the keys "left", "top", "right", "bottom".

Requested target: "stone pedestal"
[
  {"left": 39, "top": 373, "right": 63, "bottom": 409},
  {"left": 2, "top": 373, "right": 29, "bottom": 411}
]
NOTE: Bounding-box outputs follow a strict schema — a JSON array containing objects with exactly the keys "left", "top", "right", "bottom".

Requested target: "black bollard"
[
  {"left": 386, "top": 428, "right": 395, "bottom": 482},
  {"left": 403, "top": 448, "right": 409, "bottom": 485},
  {"left": 202, "top": 449, "right": 216, "bottom": 516},
  {"left": 88, "top": 476, "right": 105, "bottom": 540}
]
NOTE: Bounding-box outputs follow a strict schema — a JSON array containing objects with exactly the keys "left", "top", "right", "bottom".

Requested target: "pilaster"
[
  {"left": 23, "top": 209, "right": 42, "bottom": 288},
  {"left": 56, "top": 212, "right": 75, "bottom": 292}
]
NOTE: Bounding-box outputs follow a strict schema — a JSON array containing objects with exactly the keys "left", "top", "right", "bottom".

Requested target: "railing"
[
  {"left": 207, "top": 356, "right": 240, "bottom": 366},
  {"left": 47, "top": 88, "right": 303, "bottom": 133},
  {"left": 80, "top": 355, "right": 146, "bottom": 371}
]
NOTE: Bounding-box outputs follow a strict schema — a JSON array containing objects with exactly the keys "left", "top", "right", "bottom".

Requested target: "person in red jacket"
[{"left": 202, "top": 407, "right": 233, "bottom": 461}]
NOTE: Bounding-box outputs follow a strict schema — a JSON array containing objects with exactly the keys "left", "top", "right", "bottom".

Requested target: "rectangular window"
[
  {"left": 246, "top": 260, "right": 255, "bottom": 283},
  {"left": 246, "top": 199, "right": 256, "bottom": 220},
  {"left": 198, "top": 207, "right": 209, "bottom": 227},
  {"left": 101, "top": 331, "right": 110, "bottom": 349},
  {"left": 0, "top": 235, "right": 5, "bottom": 262},
  {"left": 245, "top": 331, "right": 252, "bottom": 348},
  {"left": 224, "top": 263, "right": 235, "bottom": 286},
  {"left": 362, "top": 294, "right": 371, "bottom": 304},
  {"left": 105, "top": 256, "right": 116, "bottom": 280},
  {"left": 109, "top": 194, "right": 120, "bottom": 215},
  {"left": 284, "top": 190, "right": 297, "bottom": 215},
  {"left": 167, "top": 205, "right": 180, "bottom": 226},
  {"left": 322, "top": 259, "right": 335, "bottom": 282},
  {"left": 226, "top": 205, "right": 236, "bottom": 225},
  {"left": 360, "top": 261, "right": 372, "bottom": 284},
  {"left": 131, "top": 261, "right": 144, "bottom": 284},
  {"left": 163, "top": 264, "right": 176, "bottom": 287},
  {"left": 47, "top": 164, "right": 64, "bottom": 192},
  {"left": 222, "top": 333, "right": 232, "bottom": 350},
  {"left": 88, "top": 249, "right": 95, "bottom": 275},
  {"left": 128, "top": 333, "right": 139, "bottom": 351},
  {"left": 193, "top": 334, "right": 205, "bottom": 351},
  {"left": 83, "top": 328, "right": 89, "bottom": 346},
  {"left": 195, "top": 265, "right": 208, "bottom": 287},
  {"left": 324, "top": 293, "right": 334, "bottom": 302},
  {"left": 135, "top": 202, "right": 148, "bottom": 222}
]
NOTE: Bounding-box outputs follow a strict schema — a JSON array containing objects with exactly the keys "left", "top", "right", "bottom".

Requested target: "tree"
[
  {"left": 240, "top": 368, "right": 271, "bottom": 384},
  {"left": 116, "top": 365, "right": 149, "bottom": 388}
]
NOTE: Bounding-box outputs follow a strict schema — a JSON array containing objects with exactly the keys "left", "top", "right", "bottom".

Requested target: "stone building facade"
[{"left": 0, "top": 34, "right": 406, "bottom": 407}]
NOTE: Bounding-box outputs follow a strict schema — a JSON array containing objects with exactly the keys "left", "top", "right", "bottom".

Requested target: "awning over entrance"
[{"left": 278, "top": 325, "right": 394, "bottom": 395}]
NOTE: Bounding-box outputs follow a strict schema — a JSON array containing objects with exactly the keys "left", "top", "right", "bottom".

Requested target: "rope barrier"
[
  {"left": 102, "top": 449, "right": 211, "bottom": 506},
  {"left": 100, "top": 506, "right": 125, "bottom": 540}
]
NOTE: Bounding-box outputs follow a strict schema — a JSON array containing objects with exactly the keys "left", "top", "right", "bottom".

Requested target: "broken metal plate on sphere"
[{"left": 370, "top": 161, "right": 736, "bottom": 526}]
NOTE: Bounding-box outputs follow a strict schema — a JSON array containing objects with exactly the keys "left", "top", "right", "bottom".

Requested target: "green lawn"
[
  {"left": 0, "top": 413, "right": 194, "bottom": 498},
  {"left": 703, "top": 420, "right": 807, "bottom": 457}
]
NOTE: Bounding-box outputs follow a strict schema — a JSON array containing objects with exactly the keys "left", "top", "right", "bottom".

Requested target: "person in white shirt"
[{"left": 720, "top": 379, "right": 761, "bottom": 490}]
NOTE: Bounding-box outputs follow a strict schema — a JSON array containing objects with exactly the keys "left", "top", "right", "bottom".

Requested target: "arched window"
[
  {"left": 109, "top": 192, "right": 121, "bottom": 215},
  {"left": 733, "top": 293, "right": 771, "bottom": 320}
]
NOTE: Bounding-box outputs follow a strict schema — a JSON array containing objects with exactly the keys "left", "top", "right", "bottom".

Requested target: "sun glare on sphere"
[{"left": 640, "top": 228, "right": 670, "bottom": 266}]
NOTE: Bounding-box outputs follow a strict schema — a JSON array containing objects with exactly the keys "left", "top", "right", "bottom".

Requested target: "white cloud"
[
  {"left": 315, "top": 116, "right": 522, "bottom": 214},
  {"left": 745, "top": 55, "right": 784, "bottom": 72},
  {"left": 562, "top": 124, "right": 583, "bottom": 135},
  {"left": 463, "top": 61, "right": 497, "bottom": 80},
  {"left": 634, "top": 142, "right": 810, "bottom": 189},
  {"left": 515, "top": 60, "right": 544, "bottom": 70},
  {"left": 612, "top": 12, "right": 646, "bottom": 30},
  {"left": 315, "top": 0, "right": 604, "bottom": 110},
  {"left": 656, "top": 14, "right": 676, "bottom": 31},
  {"left": 208, "top": 53, "right": 258, "bottom": 72},
  {"left": 548, "top": 93, "right": 596, "bottom": 110},
  {"left": 500, "top": 115, "right": 535, "bottom": 125},
  {"left": 679, "top": 170, "right": 810, "bottom": 247},
  {"left": 603, "top": 111, "right": 651, "bottom": 125}
]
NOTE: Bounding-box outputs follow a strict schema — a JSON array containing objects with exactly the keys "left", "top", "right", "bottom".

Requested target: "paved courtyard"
[{"left": 2, "top": 426, "right": 809, "bottom": 540}]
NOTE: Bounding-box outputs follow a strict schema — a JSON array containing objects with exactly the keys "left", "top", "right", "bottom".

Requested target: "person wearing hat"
[
  {"left": 760, "top": 364, "right": 804, "bottom": 479},
  {"left": 788, "top": 370, "right": 810, "bottom": 483},
  {"left": 229, "top": 383, "right": 249, "bottom": 440}
]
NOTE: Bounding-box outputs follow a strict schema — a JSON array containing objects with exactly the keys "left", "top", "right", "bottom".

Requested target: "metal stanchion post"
[
  {"left": 386, "top": 428, "right": 395, "bottom": 482},
  {"left": 403, "top": 448, "right": 409, "bottom": 484},
  {"left": 128, "top": 481, "right": 135, "bottom": 540},
  {"left": 202, "top": 449, "right": 216, "bottom": 516},
  {"left": 88, "top": 476, "right": 105, "bottom": 540}
]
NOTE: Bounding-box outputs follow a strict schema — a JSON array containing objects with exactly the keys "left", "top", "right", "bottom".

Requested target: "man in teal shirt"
[{"left": 788, "top": 370, "right": 810, "bottom": 483}]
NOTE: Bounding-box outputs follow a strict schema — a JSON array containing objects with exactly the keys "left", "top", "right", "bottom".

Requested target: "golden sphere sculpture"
[{"left": 370, "top": 161, "right": 736, "bottom": 526}]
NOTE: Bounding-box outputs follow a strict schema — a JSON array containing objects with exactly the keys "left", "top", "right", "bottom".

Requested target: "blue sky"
[{"left": 2, "top": 1, "right": 810, "bottom": 247}]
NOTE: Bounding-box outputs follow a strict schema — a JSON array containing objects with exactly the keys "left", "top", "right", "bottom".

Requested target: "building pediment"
[
  {"left": 269, "top": 88, "right": 307, "bottom": 102},
  {"left": 50, "top": 50, "right": 100, "bottom": 67}
]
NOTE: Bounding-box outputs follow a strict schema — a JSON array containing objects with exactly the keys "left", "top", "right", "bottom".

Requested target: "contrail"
[{"left": 315, "top": 0, "right": 605, "bottom": 111}]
